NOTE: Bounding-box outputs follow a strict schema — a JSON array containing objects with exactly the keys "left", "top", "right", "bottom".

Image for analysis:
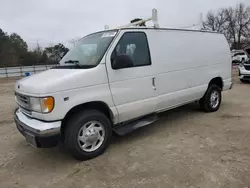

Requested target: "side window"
[{"left": 111, "top": 32, "right": 151, "bottom": 69}]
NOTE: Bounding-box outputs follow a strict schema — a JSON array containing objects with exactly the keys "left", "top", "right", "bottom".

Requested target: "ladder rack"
[{"left": 105, "top": 9, "right": 159, "bottom": 30}]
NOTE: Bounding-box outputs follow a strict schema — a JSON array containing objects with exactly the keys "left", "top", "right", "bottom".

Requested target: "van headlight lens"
[
  {"left": 30, "top": 97, "right": 41, "bottom": 112},
  {"left": 30, "top": 97, "right": 54, "bottom": 113}
]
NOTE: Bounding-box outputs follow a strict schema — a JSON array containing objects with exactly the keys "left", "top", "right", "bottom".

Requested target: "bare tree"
[
  {"left": 203, "top": 9, "right": 233, "bottom": 43},
  {"left": 237, "top": 4, "right": 250, "bottom": 45},
  {"left": 224, "top": 7, "right": 237, "bottom": 46},
  {"left": 224, "top": 3, "right": 250, "bottom": 49},
  {"left": 204, "top": 3, "right": 250, "bottom": 49},
  {"left": 203, "top": 9, "right": 227, "bottom": 32}
]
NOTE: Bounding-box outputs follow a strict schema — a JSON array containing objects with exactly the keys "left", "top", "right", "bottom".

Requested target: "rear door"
[{"left": 105, "top": 31, "right": 157, "bottom": 123}]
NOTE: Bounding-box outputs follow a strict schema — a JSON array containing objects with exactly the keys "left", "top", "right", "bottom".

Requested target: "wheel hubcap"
[
  {"left": 77, "top": 121, "right": 105, "bottom": 152},
  {"left": 210, "top": 90, "right": 219, "bottom": 108}
]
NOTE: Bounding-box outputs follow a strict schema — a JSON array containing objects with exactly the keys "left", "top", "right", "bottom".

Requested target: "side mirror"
[{"left": 112, "top": 54, "right": 133, "bottom": 70}]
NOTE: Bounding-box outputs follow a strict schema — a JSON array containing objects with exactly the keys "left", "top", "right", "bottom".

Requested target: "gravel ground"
[{"left": 0, "top": 68, "right": 250, "bottom": 188}]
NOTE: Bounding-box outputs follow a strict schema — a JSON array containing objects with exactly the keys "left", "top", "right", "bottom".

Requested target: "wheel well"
[
  {"left": 61, "top": 101, "right": 113, "bottom": 138},
  {"left": 208, "top": 77, "right": 223, "bottom": 89}
]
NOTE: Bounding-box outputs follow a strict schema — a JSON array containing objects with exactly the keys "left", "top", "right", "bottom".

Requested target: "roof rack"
[
  {"left": 104, "top": 9, "right": 206, "bottom": 32},
  {"left": 105, "top": 9, "right": 159, "bottom": 30}
]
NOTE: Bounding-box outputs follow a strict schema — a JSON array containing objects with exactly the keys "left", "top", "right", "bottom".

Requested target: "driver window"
[{"left": 111, "top": 32, "right": 151, "bottom": 69}]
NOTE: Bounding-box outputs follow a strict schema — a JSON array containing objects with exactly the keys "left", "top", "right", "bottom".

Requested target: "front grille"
[
  {"left": 244, "top": 65, "right": 250, "bottom": 70},
  {"left": 15, "top": 93, "right": 30, "bottom": 111},
  {"left": 20, "top": 106, "right": 32, "bottom": 115}
]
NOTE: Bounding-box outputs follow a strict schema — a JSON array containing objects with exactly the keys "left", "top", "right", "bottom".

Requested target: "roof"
[
  {"left": 85, "top": 27, "right": 222, "bottom": 39},
  {"left": 119, "top": 27, "right": 222, "bottom": 35}
]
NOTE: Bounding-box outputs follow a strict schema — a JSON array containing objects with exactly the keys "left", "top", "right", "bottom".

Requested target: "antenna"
[{"left": 116, "top": 9, "right": 159, "bottom": 29}]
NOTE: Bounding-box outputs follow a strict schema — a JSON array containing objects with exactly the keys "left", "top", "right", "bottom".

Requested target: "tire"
[
  {"left": 200, "top": 84, "right": 222, "bottom": 112},
  {"left": 64, "top": 110, "right": 112, "bottom": 160}
]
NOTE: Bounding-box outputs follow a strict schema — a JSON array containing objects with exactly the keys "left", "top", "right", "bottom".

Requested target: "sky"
[{"left": 0, "top": 0, "right": 249, "bottom": 49}]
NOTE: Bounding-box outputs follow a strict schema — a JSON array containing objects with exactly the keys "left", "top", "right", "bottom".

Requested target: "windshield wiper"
[
  {"left": 55, "top": 60, "right": 95, "bottom": 69},
  {"left": 64, "top": 60, "right": 84, "bottom": 68},
  {"left": 64, "top": 60, "right": 80, "bottom": 64}
]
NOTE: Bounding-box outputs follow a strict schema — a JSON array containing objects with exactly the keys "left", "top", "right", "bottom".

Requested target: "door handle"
[{"left": 152, "top": 77, "right": 156, "bottom": 90}]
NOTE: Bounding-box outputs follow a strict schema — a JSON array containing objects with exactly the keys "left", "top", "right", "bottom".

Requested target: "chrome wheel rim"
[
  {"left": 77, "top": 121, "right": 105, "bottom": 152},
  {"left": 210, "top": 90, "right": 219, "bottom": 109}
]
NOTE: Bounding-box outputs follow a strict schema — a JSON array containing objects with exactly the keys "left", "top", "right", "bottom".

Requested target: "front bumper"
[
  {"left": 14, "top": 108, "right": 61, "bottom": 148},
  {"left": 238, "top": 66, "right": 250, "bottom": 80},
  {"left": 239, "top": 75, "right": 250, "bottom": 80}
]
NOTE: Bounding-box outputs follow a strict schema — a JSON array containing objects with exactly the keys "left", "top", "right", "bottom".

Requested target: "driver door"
[{"left": 105, "top": 31, "right": 157, "bottom": 123}]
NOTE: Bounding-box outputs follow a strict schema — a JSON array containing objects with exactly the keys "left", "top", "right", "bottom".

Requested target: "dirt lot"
[{"left": 0, "top": 68, "right": 250, "bottom": 188}]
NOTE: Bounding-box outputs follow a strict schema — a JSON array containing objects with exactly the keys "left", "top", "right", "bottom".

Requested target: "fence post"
[
  {"left": 5, "top": 67, "right": 8, "bottom": 78},
  {"left": 20, "top": 66, "right": 23, "bottom": 76},
  {"left": 33, "top": 65, "right": 36, "bottom": 74}
]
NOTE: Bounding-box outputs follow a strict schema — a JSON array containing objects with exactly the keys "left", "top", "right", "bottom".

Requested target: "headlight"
[
  {"left": 30, "top": 96, "right": 54, "bottom": 113},
  {"left": 30, "top": 97, "right": 41, "bottom": 112}
]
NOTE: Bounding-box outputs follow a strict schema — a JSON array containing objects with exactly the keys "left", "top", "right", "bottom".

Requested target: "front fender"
[{"left": 32, "top": 83, "right": 118, "bottom": 124}]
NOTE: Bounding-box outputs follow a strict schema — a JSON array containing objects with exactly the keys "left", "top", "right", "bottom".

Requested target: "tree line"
[
  {"left": 203, "top": 2, "right": 250, "bottom": 49},
  {"left": 0, "top": 28, "right": 69, "bottom": 68}
]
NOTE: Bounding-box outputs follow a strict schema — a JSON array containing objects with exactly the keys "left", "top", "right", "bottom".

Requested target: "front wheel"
[
  {"left": 64, "top": 110, "right": 112, "bottom": 160},
  {"left": 200, "top": 84, "right": 222, "bottom": 112}
]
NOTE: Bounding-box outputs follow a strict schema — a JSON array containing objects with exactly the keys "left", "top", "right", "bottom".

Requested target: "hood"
[{"left": 15, "top": 64, "right": 108, "bottom": 95}]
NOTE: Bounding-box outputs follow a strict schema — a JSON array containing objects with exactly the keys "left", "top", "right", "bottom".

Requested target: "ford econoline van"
[{"left": 14, "top": 25, "right": 233, "bottom": 160}]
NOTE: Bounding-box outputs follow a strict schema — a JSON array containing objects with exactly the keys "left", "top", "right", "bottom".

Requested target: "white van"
[{"left": 14, "top": 26, "right": 233, "bottom": 160}]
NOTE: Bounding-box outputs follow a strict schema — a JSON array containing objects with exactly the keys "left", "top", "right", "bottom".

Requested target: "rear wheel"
[
  {"left": 64, "top": 110, "right": 112, "bottom": 160},
  {"left": 200, "top": 84, "right": 222, "bottom": 112}
]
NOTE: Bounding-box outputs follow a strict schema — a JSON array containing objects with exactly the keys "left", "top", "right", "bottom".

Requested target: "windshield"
[{"left": 59, "top": 30, "right": 117, "bottom": 67}]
